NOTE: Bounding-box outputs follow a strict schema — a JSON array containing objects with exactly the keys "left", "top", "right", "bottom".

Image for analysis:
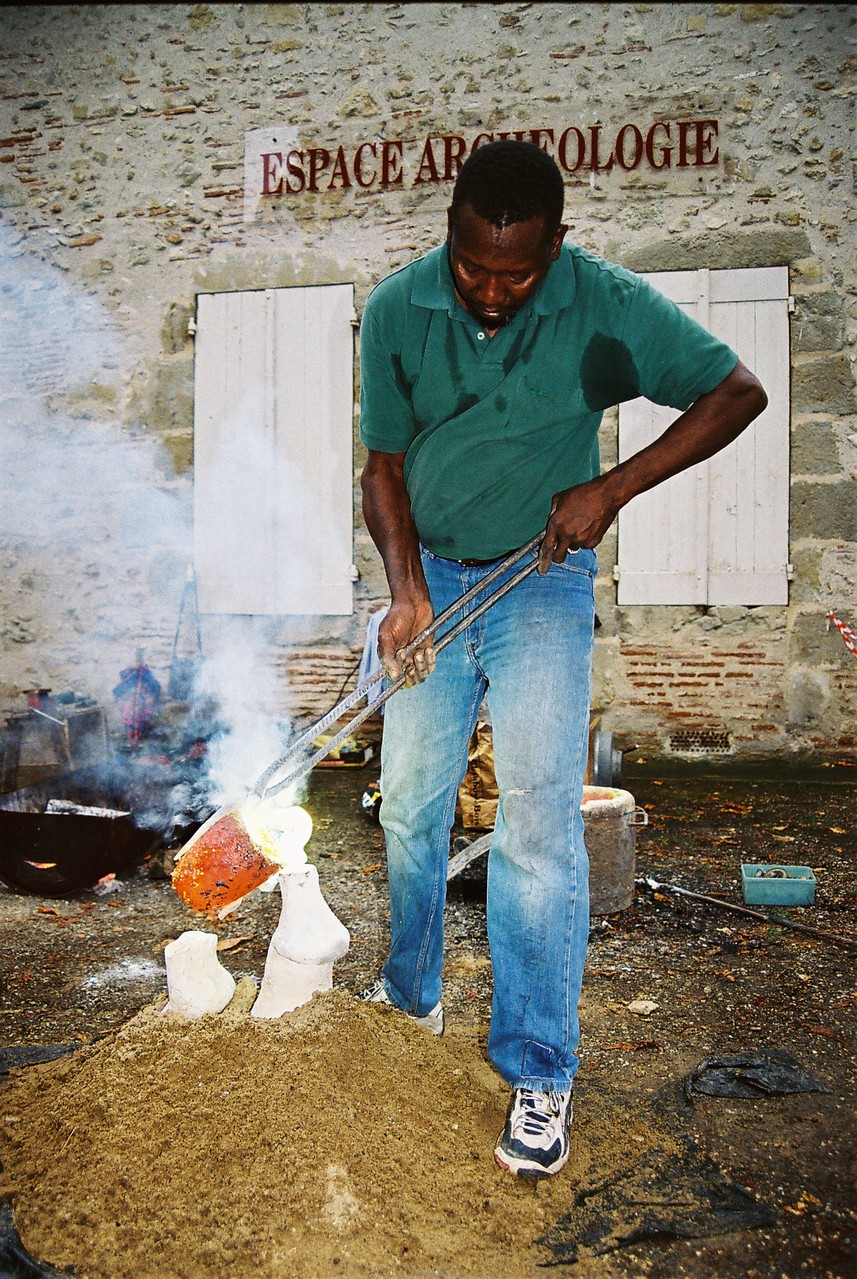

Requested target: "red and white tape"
[{"left": 828, "top": 612, "right": 857, "bottom": 657}]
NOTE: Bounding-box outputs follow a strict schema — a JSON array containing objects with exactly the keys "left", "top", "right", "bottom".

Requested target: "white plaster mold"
[
  {"left": 251, "top": 866, "right": 351, "bottom": 1019},
  {"left": 163, "top": 930, "right": 236, "bottom": 1019}
]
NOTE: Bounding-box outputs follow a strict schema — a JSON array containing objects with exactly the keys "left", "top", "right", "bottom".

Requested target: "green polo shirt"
[{"left": 359, "top": 242, "right": 738, "bottom": 560}]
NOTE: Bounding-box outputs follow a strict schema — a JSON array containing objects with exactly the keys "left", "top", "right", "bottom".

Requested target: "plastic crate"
[{"left": 741, "top": 864, "right": 816, "bottom": 907}]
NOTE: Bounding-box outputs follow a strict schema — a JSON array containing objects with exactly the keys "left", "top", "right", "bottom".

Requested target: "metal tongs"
[{"left": 253, "top": 531, "right": 544, "bottom": 801}]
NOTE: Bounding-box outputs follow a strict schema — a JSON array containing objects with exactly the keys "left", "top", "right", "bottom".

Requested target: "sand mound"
[{"left": 0, "top": 986, "right": 581, "bottom": 1279}]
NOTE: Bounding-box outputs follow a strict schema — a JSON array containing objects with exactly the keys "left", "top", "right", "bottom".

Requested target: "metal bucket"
[{"left": 582, "top": 786, "right": 648, "bottom": 915}]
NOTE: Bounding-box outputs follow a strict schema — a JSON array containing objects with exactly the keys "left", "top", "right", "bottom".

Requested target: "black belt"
[{"left": 451, "top": 550, "right": 520, "bottom": 568}]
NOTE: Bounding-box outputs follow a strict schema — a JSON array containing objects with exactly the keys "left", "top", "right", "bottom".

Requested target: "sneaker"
[
  {"left": 494, "top": 1086, "right": 573, "bottom": 1177},
  {"left": 361, "top": 979, "right": 445, "bottom": 1036}
]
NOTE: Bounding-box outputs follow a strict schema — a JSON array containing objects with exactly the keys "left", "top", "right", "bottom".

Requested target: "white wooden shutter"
[
  {"left": 617, "top": 267, "right": 790, "bottom": 606},
  {"left": 193, "top": 285, "right": 354, "bottom": 615}
]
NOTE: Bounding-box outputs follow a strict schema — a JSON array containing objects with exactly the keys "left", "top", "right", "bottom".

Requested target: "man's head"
[{"left": 447, "top": 141, "right": 568, "bottom": 331}]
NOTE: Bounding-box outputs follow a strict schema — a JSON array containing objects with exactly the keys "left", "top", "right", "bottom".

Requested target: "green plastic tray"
[{"left": 741, "top": 863, "right": 815, "bottom": 907}]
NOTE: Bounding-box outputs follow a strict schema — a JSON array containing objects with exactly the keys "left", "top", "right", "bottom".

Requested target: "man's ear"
[
  {"left": 446, "top": 207, "right": 454, "bottom": 244},
  {"left": 550, "top": 223, "right": 569, "bottom": 261}
]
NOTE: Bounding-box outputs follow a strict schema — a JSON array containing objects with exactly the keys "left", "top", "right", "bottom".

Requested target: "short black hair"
[{"left": 450, "top": 140, "right": 565, "bottom": 234}]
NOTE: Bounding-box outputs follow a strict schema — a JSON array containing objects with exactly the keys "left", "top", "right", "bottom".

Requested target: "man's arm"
[
  {"left": 361, "top": 449, "right": 436, "bottom": 685},
  {"left": 538, "top": 360, "right": 768, "bottom": 572}
]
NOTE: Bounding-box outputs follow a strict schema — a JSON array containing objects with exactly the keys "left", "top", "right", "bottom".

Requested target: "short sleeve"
[
  {"left": 623, "top": 276, "right": 739, "bottom": 411},
  {"left": 358, "top": 298, "right": 419, "bottom": 453}
]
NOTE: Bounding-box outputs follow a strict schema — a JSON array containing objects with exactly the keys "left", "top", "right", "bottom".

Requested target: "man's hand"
[
  {"left": 361, "top": 449, "right": 438, "bottom": 686},
  {"left": 537, "top": 476, "right": 619, "bottom": 573},
  {"left": 377, "top": 594, "right": 437, "bottom": 687}
]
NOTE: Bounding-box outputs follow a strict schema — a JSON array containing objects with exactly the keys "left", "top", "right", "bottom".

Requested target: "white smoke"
[
  {"left": 0, "top": 223, "right": 296, "bottom": 819},
  {"left": 0, "top": 225, "right": 189, "bottom": 704},
  {"left": 191, "top": 616, "right": 296, "bottom": 809}
]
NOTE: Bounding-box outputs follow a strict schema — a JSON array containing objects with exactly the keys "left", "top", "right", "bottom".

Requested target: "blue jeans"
[{"left": 379, "top": 545, "right": 596, "bottom": 1091}]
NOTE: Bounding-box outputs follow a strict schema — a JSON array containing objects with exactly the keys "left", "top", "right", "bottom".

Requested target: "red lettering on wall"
[
  {"left": 255, "top": 117, "right": 722, "bottom": 199},
  {"left": 413, "top": 137, "right": 440, "bottom": 185},
  {"left": 261, "top": 152, "right": 284, "bottom": 196},
  {"left": 615, "top": 123, "right": 644, "bottom": 171},
  {"left": 381, "top": 139, "right": 404, "bottom": 186},
  {"left": 589, "top": 125, "right": 614, "bottom": 173},
  {"left": 285, "top": 150, "right": 305, "bottom": 193},
  {"left": 693, "top": 119, "right": 719, "bottom": 167},
  {"left": 328, "top": 145, "right": 352, "bottom": 190},
  {"left": 645, "top": 122, "right": 672, "bottom": 170},
  {"left": 354, "top": 142, "right": 377, "bottom": 188},
  {"left": 528, "top": 127, "right": 555, "bottom": 154},
  {"left": 442, "top": 135, "right": 467, "bottom": 181},
  {"left": 307, "top": 147, "right": 330, "bottom": 192},
  {"left": 677, "top": 120, "right": 693, "bottom": 168},
  {"left": 557, "top": 126, "right": 586, "bottom": 172}
]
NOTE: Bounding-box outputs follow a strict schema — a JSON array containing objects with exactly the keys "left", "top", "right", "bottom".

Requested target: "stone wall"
[{"left": 0, "top": 3, "right": 853, "bottom": 766}]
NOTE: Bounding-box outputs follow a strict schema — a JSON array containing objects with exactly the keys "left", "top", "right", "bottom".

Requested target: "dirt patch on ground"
[{"left": 0, "top": 765, "right": 854, "bottom": 1277}]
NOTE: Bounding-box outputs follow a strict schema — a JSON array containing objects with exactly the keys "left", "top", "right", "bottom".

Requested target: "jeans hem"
[
  {"left": 511, "top": 1078, "right": 575, "bottom": 1094},
  {"left": 381, "top": 973, "right": 442, "bottom": 1019}
]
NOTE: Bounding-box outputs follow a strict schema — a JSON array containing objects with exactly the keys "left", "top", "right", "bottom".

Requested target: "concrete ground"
[{"left": 0, "top": 759, "right": 854, "bottom": 1278}]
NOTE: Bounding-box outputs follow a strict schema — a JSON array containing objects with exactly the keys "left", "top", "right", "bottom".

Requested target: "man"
[{"left": 359, "top": 141, "right": 766, "bottom": 1177}]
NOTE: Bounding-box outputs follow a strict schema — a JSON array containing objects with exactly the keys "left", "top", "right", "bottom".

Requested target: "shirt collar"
[{"left": 410, "top": 242, "right": 577, "bottom": 319}]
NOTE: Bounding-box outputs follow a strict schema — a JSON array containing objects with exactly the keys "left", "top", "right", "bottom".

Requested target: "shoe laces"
[
  {"left": 514, "top": 1088, "right": 564, "bottom": 1137},
  {"left": 361, "top": 980, "right": 387, "bottom": 1002}
]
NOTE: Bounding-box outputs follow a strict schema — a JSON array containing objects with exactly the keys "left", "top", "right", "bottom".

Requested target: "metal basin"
[{"left": 0, "top": 768, "right": 164, "bottom": 896}]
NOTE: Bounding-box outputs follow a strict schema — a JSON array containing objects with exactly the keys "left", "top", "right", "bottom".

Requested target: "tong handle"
[
  {"left": 260, "top": 546, "right": 542, "bottom": 800},
  {"left": 251, "top": 533, "right": 542, "bottom": 797}
]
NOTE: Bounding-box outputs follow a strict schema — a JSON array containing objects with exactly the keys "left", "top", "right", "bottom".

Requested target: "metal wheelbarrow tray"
[{"left": 0, "top": 767, "right": 163, "bottom": 897}]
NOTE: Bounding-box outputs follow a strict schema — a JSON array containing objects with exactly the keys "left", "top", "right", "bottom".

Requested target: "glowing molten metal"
[{"left": 171, "top": 800, "right": 313, "bottom": 918}]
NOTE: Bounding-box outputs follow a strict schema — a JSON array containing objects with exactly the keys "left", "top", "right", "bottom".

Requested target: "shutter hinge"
[
  {"left": 612, "top": 565, "right": 621, "bottom": 582},
  {"left": 187, "top": 316, "right": 197, "bottom": 337},
  {"left": 787, "top": 296, "right": 796, "bottom": 314},
  {"left": 786, "top": 563, "right": 795, "bottom": 580},
  {"left": 350, "top": 311, "right": 360, "bottom": 329}
]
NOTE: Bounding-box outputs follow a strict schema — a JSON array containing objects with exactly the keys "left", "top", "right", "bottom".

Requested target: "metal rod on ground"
[
  {"left": 638, "top": 876, "right": 857, "bottom": 952},
  {"left": 446, "top": 832, "right": 493, "bottom": 881}
]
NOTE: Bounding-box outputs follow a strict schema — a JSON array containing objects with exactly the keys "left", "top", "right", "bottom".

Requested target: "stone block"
[
  {"left": 59, "top": 382, "right": 119, "bottom": 420},
  {"left": 620, "top": 227, "right": 811, "bottom": 274},
  {"left": 129, "top": 357, "right": 194, "bottom": 437},
  {"left": 340, "top": 88, "right": 380, "bottom": 118},
  {"left": 794, "top": 288, "right": 842, "bottom": 319},
  {"left": 792, "top": 289, "right": 845, "bottom": 352},
  {"left": 788, "top": 546, "right": 822, "bottom": 604},
  {"left": 790, "top": 480, "right": 857, "bottom": 542},
  {"left": 161, "top": 431, "right": 193, "bottom": 476},
  {"left": 161, "top": 302, "right": 195, "bottom": 355},
  {"left": 792, "top": 353, "right": 857, "bottom": 415},
  {"left": 0, "top": 182, "right": 26, "bottom": 209},
  {"left": 784, "top": 668, "right": 829, "bottom": 728},
  {"left": 187, "top": 4, "right": 217, "bottom": 31},
  {"left": 791, "top": 257, "right": 823, "bottom": 284},
  {"left": 790, "top": 610, "right": 854, "bottom": 667},
  {"left": 72, "top": 97, "right": 119, "bottom": 121},
  {"left": 262, "top": 3, "right": 301, "bottom": 23},
  {"left": 792, "top": 311, "right": 845, "bottom": 353},
  {"left": 791, "top": 420, "right": 843, "bottom": 476},
  {"left": 820, "top": 544, "right": 857, "bottom": 605}
]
